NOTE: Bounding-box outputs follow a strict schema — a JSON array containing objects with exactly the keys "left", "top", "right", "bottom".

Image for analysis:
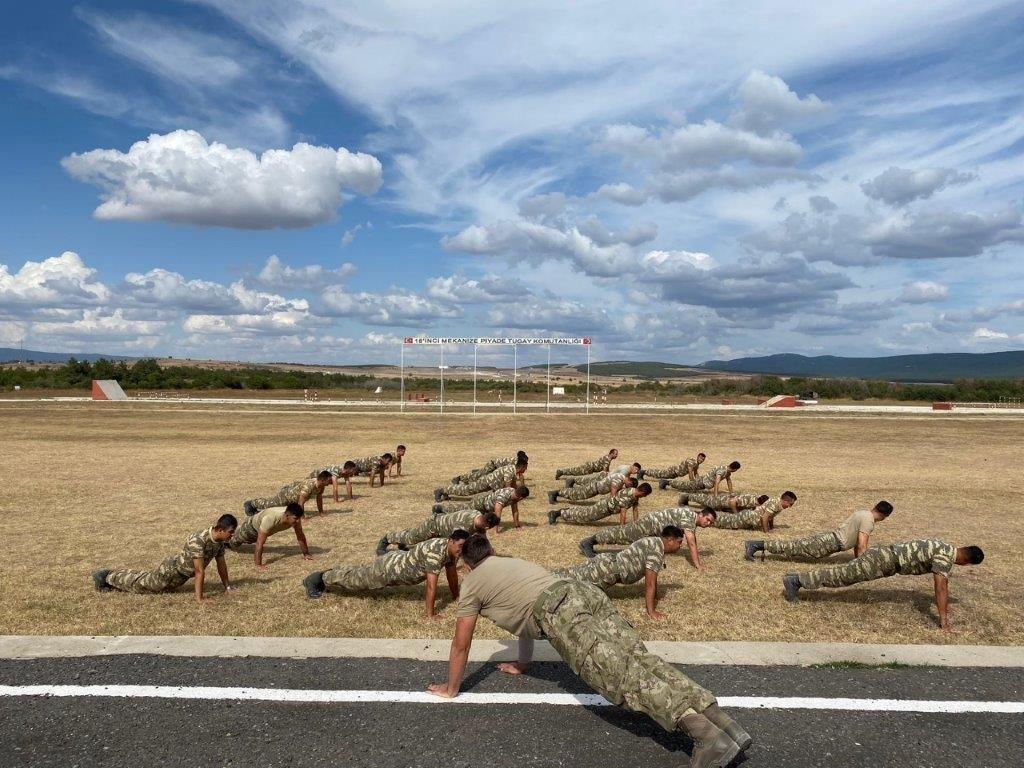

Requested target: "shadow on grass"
[{"left": 799, "top": 586, "right": 956, "bottom": 623}]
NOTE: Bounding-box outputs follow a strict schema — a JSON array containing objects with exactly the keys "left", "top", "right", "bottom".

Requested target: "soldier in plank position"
[
  {"left": 434, "top": 456, "right": 528, "bottom": 502},
  {"left": 308, "top": 460, "right": 359, "bottom": 502},
  {"left": 549, "top": 467, "right": 637, "bottom": 504},
  {"left": 661, "top": 461, "right": 740, "bottom": 494},
  {"left": 746, "top": 501, "right": 893, "bottom": 562},
  {"left": 433, "top": 485, "right": 530, "bottom": 531},
  {"left": 580, "top": 507, "right": 718, "bottom": 573},
  {"left": 547, "top": 484, "right": 651, "bottom": 526},
  {"left": 450, "top": 451, "right": 528, "bottom": 485},
  {"left": 641, "top": 453, "right": 705, "bottom": 481},
  {"left": 714, "top": 492, "right": 797, "bottom": 533},
  {"left": 554, "top": 448, "right": 618, "bottom": 480},
  {"left": 376, "top": 510, "right": 500, "bottom": 555},
  {"left": 681, "top": 491, "right": 768, "bottom": 512}
]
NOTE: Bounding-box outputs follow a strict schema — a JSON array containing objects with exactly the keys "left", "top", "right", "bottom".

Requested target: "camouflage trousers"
[
  {"left": 451, "top": 463, "right": 500, "bottom": 484},
  {"left": 765, "top": 532, "right": 842, "bottom": 560},
  {"left": 642, "top": 466, "right": 682, "bottom": 479},
  {"left": 557, "top": 460, "right": 605, "bottom": 478},
  {"left": 798, "top": 547, "right": 898, "bottom": 590},
  {"left": 322, "top": 561, "right": 389, "bottom": 592},
  {"left": 713, "top": 510, "right": 760, "bottom": 530},
  {"left": 558, "top": 480, "right": 606, "bottom": 502},
  {"left": 554, "top": 554, "right": 629, "bottom": 588},
  {"left": 385, "top": 519, "right": 437, "bottom": 547},
  {"left": 434, "top": 500, "right": 474, "bottom": 515},
  {"left": 569, "top": 470, "right": 606, "bottom": 485},
  {"left": 561, "top": 504, "right": 618, "bottom": 525},
  {"left": 593, "top": 517, "right": 660, "bottom": 546},
  {"left": 247, "top": 491, "right": 293, "bottom": 513},
  {"left": 668, "top": 476, "right": 711, "bottom": 492},
  {"left": 227, "top": 518, "right": 260, "bottom": 549},
  {"left": 533, "top": 581, "right": 715, "bottom": 730},
  {"left": 105, "top": 559, "right": 191, "bottom": 594},
  {"left": 441, "top": 476, "right": 499, "bottom": 498}
]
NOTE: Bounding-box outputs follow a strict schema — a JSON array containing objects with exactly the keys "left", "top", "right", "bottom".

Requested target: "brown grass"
[{"left": 1, "top": 402, "right": 1021, "bottom": 645}]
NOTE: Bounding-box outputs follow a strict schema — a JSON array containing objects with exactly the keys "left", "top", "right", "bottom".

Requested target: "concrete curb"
[{"left": 1, "top": 636, "right": 1022, "bottom": 667}]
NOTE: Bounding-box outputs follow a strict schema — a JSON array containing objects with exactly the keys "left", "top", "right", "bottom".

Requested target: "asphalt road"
[{"left": 2, "top": 656, "right": 1022, "bottom": 767}]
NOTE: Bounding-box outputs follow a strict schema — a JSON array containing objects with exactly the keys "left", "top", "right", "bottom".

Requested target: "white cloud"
[
  {"left": 425, "top": 274, "right": 527, "bottom": 304},
  {"left": 864, "top": 208, "right": 1024, "bottom": 259},
  {"left": 340, "top": 222, "right": 370, "bottom": 247},
  {"left": 861, "top": 166, "right": 976, "bottom": 206},
  {"left": 256, "top": 255, "right": 356, "bottom": 290},
  {"left": 0, "top": 252, "right": 109, "bottom": 308},
  {"left": 900, "top": 280, "right": 949, "bottom": 303},
  {"left": 121, "top": 268, "right": 239, "bottom": 312},
  {"left": 730, "top": 70, "right": 829, "bottom": 134},
  {"left": 972, "top": 327, "right": 1011, "bottom": 341},
  {"left": 640, "top": 249, "right": 717, "bottom": 275},
  {"left": 61, "top": 130, "right": 383, "bottom": 229},
  {"left": 320, "top": 287, "right": 461, "bottom": 325},
  {"left": 183, "top": 310, "right": 317, "bottom": 336},
  {"left": 590, "top": 183, "right": 648, "bottom": 206},
  {"left": 32, "top": 308, "right": 164, "bottom": 341}
]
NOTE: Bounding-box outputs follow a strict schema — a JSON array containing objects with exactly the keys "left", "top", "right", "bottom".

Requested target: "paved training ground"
[{"left": 1, "top": 641, "right": 1022, "bottom": 767}]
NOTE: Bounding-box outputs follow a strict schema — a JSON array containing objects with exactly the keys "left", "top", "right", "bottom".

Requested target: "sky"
[{"left": 2, "top": 0, "right": 1023, "bottom": 368}]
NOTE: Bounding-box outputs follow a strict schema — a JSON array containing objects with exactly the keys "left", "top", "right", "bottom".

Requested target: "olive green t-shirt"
[
  {"left": 251, "top": 507, "right": 295, "bottom": 536},
  {"left": 834, "top": 509, "right": 875, "bottom": 550},
  {"left": 456, "top": 556, "right": 558, "bottom": 638}
]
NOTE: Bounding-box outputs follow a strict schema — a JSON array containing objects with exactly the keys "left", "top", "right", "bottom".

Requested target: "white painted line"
[{"left": 1, "top": 685, "right": 1022, "bottom": 714}]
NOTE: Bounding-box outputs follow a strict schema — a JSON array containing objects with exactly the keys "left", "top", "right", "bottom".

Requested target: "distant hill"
[
  {"left": 699, "top": 352, "right": 1024, "bottom": 382},
  {"left": 566, "top": 360, "right": 715, "bottom": 379},
  {"left": 0, "top": 347, "right": 134, "bottom": 364}
]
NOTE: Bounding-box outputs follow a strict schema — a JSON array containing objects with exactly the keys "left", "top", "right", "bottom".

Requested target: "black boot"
[
  {"left": 92, "top": 569, "right": 112, "bottom": 592},
  {"left": 658, "top": 480, "right": 669, "bottom": 491},
  {"left": 565, "top": 477, "right": 576, "bottom": 488},
  {"left": 547, "top": 490, "right": 559, "bottom": 504},
  {"left": 432, "top": 503, "right": 444, "bottom": 515},
  {"left": 681, "top": 712, "right": 741, "bottom": 768},
  {"left": 303, "top": 571, "right": 326, "bottom": 599},
  {"left": 451, "top": 475, "right": 462, "bottom": 484},
  {"left": 555, "top": 470, "right": 563, "bottom": 479},
  {"left": 637, "top": 469, "right": 646, "bottom": 480},
  {"left": 678, "top": 494, "right": 689, "bottom": 506},
  {"left": 376, "top": 536, "right": 390, "bottom": 556},
  {"left": 243, "top": 500, "right": 258, "bottom": 517},
  {"left": 579, "top": 537, "right": 597, "bottom": 558},
  {"left": 703, "top": 703, "right": 752, "bottom": 752},
  {"left": 547, "top": 510, "right": 560, "bottom": 525},
  {"left": 783, "top": 573, "right": 802, "bottom": 603},
  {"left": 744, "top": 540, "right": 764, "bottom": 562},
  {"left": 433, "top": 488, "right": 445, "bottom": 502}
]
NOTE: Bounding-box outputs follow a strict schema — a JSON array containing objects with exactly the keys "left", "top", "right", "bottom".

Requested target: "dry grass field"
[{"left": 1, "top": 402, "right": 1021, "bottom": 646}]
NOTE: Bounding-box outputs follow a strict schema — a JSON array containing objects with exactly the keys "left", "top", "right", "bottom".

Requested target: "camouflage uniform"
[
  {"left": 104, "top": 528, "right": 226, "bottom": 594},
  {"left": 308, "top": 463, "right": 352, "bottom": 479},
  {"left": 557, "top": 471, "right": 627, "bottom": 502},
  {"left": 322, "top": 538, "right": 454, "bottom": 592},
  {"left": 451, "top": 456, "right": 517, "bottom": 484},
  {"left": 441, "top": 464, "right": 519, "bottom": 498},
  {"left": 227, "top": 507, "right": 294, "bottom": 549},
  {"left": 385, "top": 509, "right": 479, "bottom": 548},
  {"left": 716, "top": 498, "right": 783, "bottom": 530},
  {"left": 684, "top": 492, "right": 759, "bottom": 511},
  {"left": 353, "top": 455, "right": 385, "bottom": 474},
  {"left": 668, "top": 465, "right": 728, "bottom": 493},
  {"left": 765, "top": 531, "right": 843, "bottom": 560},
  {"left": 555, "top": 537, "right": 665, "bottom": 587},
  {"left": 797, "top": 539, "right": 956, "bottom": 590},
  {"left": 532, "top": 580, "right": 716, "bottom": 730},
  {"left": 560, "top": 488, "right": 638, "bottom": 525},
  {"left": 247, "top": 478, "right": 319, "bottom": 513},
  {"left": 643, "top": 458, "right": 699, "bottom": 480},
  {"left": 556, "top": 454, "right": 613, "bottom": 478},
  {"left": 434, "top": 487, "right": 517, "bottom": 515},
  {"left": 593, "top": 508, "right": 697, "bottom": 546}
]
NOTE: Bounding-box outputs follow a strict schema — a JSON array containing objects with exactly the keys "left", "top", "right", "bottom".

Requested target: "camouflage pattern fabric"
[
  {"left": 798, "top": 539, "right": 956, "bottom": 590},
  {"left": 555, "top": 537, "right": 664, "bottom": 586},
  {"left": 557, "top": 455, "right": 613, "bottom": 478},
  {"left": 558, "top": 472, "right": 624, "bottom": 502},
  {"left": 667, "top": 475, "right": 711, "bottom": 492},
  {"left": 685, "top": 492, "right": 759, "bottom": 510},
  {"left": 434, "top": 487, "right": 516, "bottom": 515},
  {"left": 442, "top": 464, "right": 518, "bottom": 497},
  {"left": 560, "top": 488, "right": 636, "bottom": 525},
  {"left": 249, "top": 477, "right": 319, "bottom": 512},
  {"left": 764, "top": 532, "right": 843, "bottom": 559},
  {"left": 385, "top": 509, "right": 478, "bottom": 547},
  {"left": 713, "top": 509, "right": 763, "bottom": 530},
  {"left": 592, "top": 508, "right": 697, "bottom": 545},
  {"left": 352, "top": 455, "right": 384, "bottom": 473},
  {"left": 571, "top": 470, "right": 608, "bottom": 485},
  {"left": 532, "top": 580, "right": 716, "bottom": 731},
  {"left": 323, "top": 538, "right": 452, "bottom": 592},
  {"left": 105, "top": 528, "right": 225, "bottom": 594},
  {"left": 308, "top": 463, "right": 351, "bottom": 479},
  {"left": 227, "top": 517, "right": 260, "bottom": 548},
  {"left": 643, "top": 458, "right": 698, "bottom": 479},
  {"left": 451, "top": 456, "right": 516, "bottom": 484}
]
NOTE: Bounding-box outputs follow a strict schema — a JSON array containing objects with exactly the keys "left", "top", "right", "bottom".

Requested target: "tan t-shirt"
[
  {"left": 834, "top": 509, "right": 875, "bottom": 550},
  {"left": 456, "top": 556, "right": 558, "bottom": 638},
  {"left": 251, "top": 507, "right": 295, "bottom": 537}
]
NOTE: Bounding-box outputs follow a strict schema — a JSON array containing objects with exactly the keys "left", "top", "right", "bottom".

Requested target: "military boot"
[
  {"left": 744, "top": 540, "right": 764, "bottom": 562},
  {"left": 579, "top": 537, "right": 597, "bottom": 558},
  {"left": 564, "top": 477, "right": 576, "bottom": 488},
  {"left": 433, "top": 488, "right": 446, "bottom": 502},
  {"left": 303, "top": 572, "right": 326, "bottom": 599},
  {"left": 92, "top": 569, "right": 112, "bottom": 592},
  {"left": 681, "top": 712, "right": 740, "bottom": 768},
  {"left": 375, "top": 536, "right": 390, "bottom": 556},
  {"left": 548, "top": 510, "right": 561, "bottom": 525},
  {"left": 547, "top": 490, "right": 559, "bottom": 504},
  {"left": 243, "top": 500, "right": 258, "bottom": 517},
  {"left": 783, "top": 573, "right": 802, "bottom": 603},
  {"left": 703, "top": 703, "right": 752, "bottom": 752},
  {"left": 678, "top": 494, "right": 690, "bottom": 506},
  {"left": 658, "top": 480, "right": 670, "bottom": 491}
]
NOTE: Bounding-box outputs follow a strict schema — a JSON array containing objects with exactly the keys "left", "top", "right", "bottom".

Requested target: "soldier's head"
[
  {"left": 696, "top": 452, "right": 706, "bottom": 464},
  {"left": 630, "top": 462, "right": 642, "bottom": 476},
  {"left": 462, "top": 534, "right": 494, "bottom": 568},
  {"left": 476, "top": 512, "right": 501, "bottom": 532},
  {"left": 513, "top": 485, "right": 530, "bottom": 501},
  {"left": 516, "top": 450, "right": 529, "bottom": 462},
  {"left": 283, "top": 502, "right": 305, "bottom": 525},
  {"left": 872, "top": 501, "right": 894, "bottom": 520},
  {"left": 341, "top": 460, "right": 358, "bottom": 477},
  {"left": 608, "top": 448, "right": 619, "bottom": 459},
  {"left": 756, "top": 494, "right": 771, "bottom": 505},
  {"left": 515, "top": 456, "right": 528, "bottom": 472},
  {"left": 396, "top": 445, "right": 406, "bottom": 457},
  {"left": 728, "top": 461, "right": 741, "bottom": 472},
  {"left": 635, "top": 482, "right": 653, "bottom": 498},
  {"left": 316, "top": 470, "right": 333, "bottom": 486},
  {"left": 213, "top": 514, "right": 238, "bottom": 541},
  {"left": 696, "top": 508, "right": 718, "bottom": 527},
  {"left": 955, "top": 546, "right": 985, "bottom": 566},
  {"left": 382, "top": 453, "right": 394, "bottom": 465},
  {"left": 447, "top": 529, "right": 470, "bottom": 558},
  {"left": 780, "top": 491, "right": 797, "bottom": 509},
  {"left": 661, "top": 525, "right": 685, "bottom": 554}
]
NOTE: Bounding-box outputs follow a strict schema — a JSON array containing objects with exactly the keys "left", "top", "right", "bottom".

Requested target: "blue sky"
[{"left": 2, "top": 1, "right": 1023, "bottom": 366}]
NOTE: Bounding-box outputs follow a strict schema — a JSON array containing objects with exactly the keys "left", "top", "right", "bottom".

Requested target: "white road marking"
[{"left": 1, "top": 685, "right": 1022, "bottom": 714}]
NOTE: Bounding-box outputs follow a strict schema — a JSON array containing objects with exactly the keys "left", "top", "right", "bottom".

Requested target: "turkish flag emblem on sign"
[
  {"left": 403, "top": 337, "right": 414, "bottom": 344},
  {"left": 583, "top": 338, "right": 592, "bottom": 345}
]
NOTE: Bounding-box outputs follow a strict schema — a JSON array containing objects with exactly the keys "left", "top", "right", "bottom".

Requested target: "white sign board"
[
  {"left": 552, "top": 386, "right": 565, "bottom": 395},
  {"left": 404, "top": 337, "right": 590, "bottom": 345}
]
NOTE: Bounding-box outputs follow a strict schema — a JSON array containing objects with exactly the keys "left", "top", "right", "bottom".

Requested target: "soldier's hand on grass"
[{"left": 427, "top": 683, "right": 456, "bottom": 698}]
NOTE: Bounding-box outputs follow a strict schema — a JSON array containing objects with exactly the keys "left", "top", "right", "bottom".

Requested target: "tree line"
[{"left": 1, "top": 357, "right": 1022, "bottom": 403}]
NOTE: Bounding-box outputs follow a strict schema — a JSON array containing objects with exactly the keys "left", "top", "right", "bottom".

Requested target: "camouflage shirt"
[
  {"left": 592, "top": 487, "right": 638, "bottom": 515},
  {"left": 638, "top": 507, "right": 698, "bottom": 534},
  {"left": 310, "top": 463, "right": 352, "bottom": 478},
  {"left": 615, "top": 536, "right": 666, "bottom": 582},
  {"left": 431, "top": 509, "right": 480, "bottom": 538},
  {"left": 705, "top": 465, "right": 729, "bottom": 483},
  {"left": 887, "top": 539, "right": 957, "bottom": 578},
  {"left": 757, "top": 497, "right": 783, "bottom": 522},
  {"left": 714, "top": 508, "right": 763, "bottom": 530},
  {"left": 687, "top": 492, "right": 759, "bottom": 510},
  {"left": 474, "top": 486, "right": 517, "bottom": 513},
  {"left": 171, "top": 528, "right": 226, "bottom": 577},
  {"left": 278, "top": 478, "right": 319, "bottom": 504},
  {"left": 487, "top": 464, "right": 519, "bottom": 489},
  {"left": 383, "top": 538, "right": 454, "bottom": 585},
  {"left": 352, "top": 455, "right": 384, "bottom": 473}
]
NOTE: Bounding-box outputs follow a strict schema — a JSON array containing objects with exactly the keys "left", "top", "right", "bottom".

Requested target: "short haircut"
[
  {"left": 757, "top": 494, "right": 770, "bottom": 504},
  {"left": 215, "top": 513, "right": 238, "bottom": 531},
  {"left": 875, "top": 500, "right": 894, "bottom": 517},
  {"left": 480, "top": 512, "right": 501, "bottom": 528},
  {"left": 317, "top": 470, "right": 333, "bottom": 482},
  {"left": 661, "top": 525, "right": 684, "bottom": 539},
  {"left": 728, "top": 461, "right": 741, "bottom": 471},
  {"left": 608, "top": 448, "right": 618, "bottom": 454},
  {"left": 961, "top": 545, "right": 984, "bottom": 564},
  {"left": 515, "top": 486, "right": 530, "bottom": 499},
  {"left": 632, "top": 462, "right": 642, "bottom": 471},
  {"left": 397, "top": 444, "right": 406, "bottom": 451},
  {"left": 637, "top": 482, "right": 652, "bottom": 494},
  {"left": 516, "top": 457, "right": 528, "bottom": 469},
  {"left": 781, "top": 491, "right": 797, "bottom": 502},
  {"left": 697, "top": 452, "right": 706, "bottom": 459},
  {"left": 449, "top": 529, "right": 470, "bottom": 542},
  {"left": 284, "top": 502, "right": 305, "bottom": 518},
  {"left": 343, "top": 460, "right": 357, "bottom": 470},
  {"left": 699, "top": 507, "right": 718, "bottom": 521},
  {"left": 382, "top": 452, "right": 394, "bottom": 461},
  {"left": 517, "top": 450, "right": 528, "bottom": 461},
  {"left": 462, "top": 534, "right": 494, "bottom": 566}
]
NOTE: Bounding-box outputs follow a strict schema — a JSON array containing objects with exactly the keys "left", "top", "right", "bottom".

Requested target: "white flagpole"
[
  {"left": 473, "top": 344, "right": 478, "bottom": 414},
  {"left": 439, "top": 344, "right": 444, "bottom": 414},
  {"left": 513, "top": 344, "right": 518, "bottom": 415},
  {"left": 400, "top": 344, "right": 405, "bottom": 413},
  {"left": 546, "top": 344, "right": 551, "bottom": 414},
  {"left": 586, "top": 342, "right": 591, "bottom": 414}
]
